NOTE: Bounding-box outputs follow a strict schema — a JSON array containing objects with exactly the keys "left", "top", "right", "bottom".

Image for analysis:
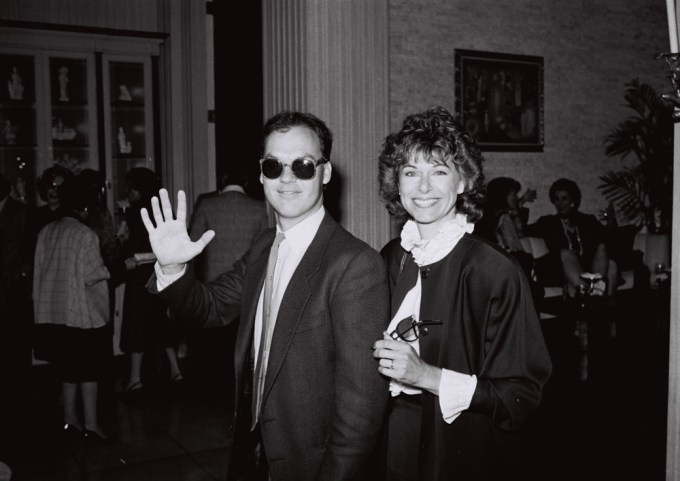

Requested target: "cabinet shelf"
[
  {"left": 52, "top": 145, "right": 90, "bottom": 149},
  {"left": 111, "top": 101, "right": 145, "bottom": 108},
  {"left": 51, "top": 103, "right": 88, "bottom": 110},
  {"left": 0, "top": 102, "right": 36, "bottom": 108}
]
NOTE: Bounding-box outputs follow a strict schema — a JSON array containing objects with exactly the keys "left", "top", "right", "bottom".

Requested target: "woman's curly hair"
[{"left": 378, "top": 106, "right": 485, "bottom": 223}]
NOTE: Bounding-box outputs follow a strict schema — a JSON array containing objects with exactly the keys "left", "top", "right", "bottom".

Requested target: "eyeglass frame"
[
  {"left": 389, "top": 315, "right": 442, "bottom": 343},
  {"left": 259, "top": 156, "right": 329, "bottom": 181}
]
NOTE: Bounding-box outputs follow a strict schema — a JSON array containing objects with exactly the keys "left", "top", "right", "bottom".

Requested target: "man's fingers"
[
  {"left": 159, "top": 188, "right": 174, "bottom": 221},
  {"left": 176, "top": 190, "right": 187, "bottom": 224},
  {"left": 140, "top": 208, "right": 155, "bottom": 233},
  {"left": 198, "top": 230, "right": 215, "bottom": 249},
  {"left": 151, "top": 196, "right": 163, "bottom": 225}
]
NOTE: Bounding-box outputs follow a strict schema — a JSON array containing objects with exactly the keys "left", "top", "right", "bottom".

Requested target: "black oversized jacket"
[{"left": 381, "top": 233, "right": 552, "bottom": 480}]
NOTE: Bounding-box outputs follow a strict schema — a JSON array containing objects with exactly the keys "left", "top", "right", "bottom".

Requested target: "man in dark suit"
[
  {"left": 189, "top": 170, "right": 269, "bottom": 283},
  {"left": 142, "top": 111, "right": 390, "bottom": 480},
  {"left": 186, "top": 171, "right": 268, "bottom": 397}
]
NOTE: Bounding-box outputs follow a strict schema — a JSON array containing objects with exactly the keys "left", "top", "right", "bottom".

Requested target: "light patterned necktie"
[{"left": 252, "top": 232, "right": 285, "bottom": 428}]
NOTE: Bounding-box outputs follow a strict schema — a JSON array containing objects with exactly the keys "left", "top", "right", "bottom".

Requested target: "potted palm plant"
[{"left": 598, "top": 79, "right": 673, "bottom": 234}]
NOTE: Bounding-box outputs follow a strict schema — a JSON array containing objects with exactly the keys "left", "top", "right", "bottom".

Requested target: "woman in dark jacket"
[{"left": 372, "top": 106, "right": 551, "bottom": 481}]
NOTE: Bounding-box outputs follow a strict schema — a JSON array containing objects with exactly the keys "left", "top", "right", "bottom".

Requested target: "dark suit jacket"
[
  {"left": 154, "top": 213, "right": 390, "bottom": 480},
  {"left": 189, "top": 190, "right": 269, "bottom": 283}
]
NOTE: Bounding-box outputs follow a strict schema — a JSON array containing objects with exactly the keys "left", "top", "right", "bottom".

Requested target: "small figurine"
[
  {"left": 52, "top": 118, "right": 76, "bottom": 141},
  {"left": 2, "top": 120, "right": 17, "bottom": 145},
  {"left": 58, "top": 66, "right": 69, "bottom": 102},
  {"left": 118, "top": 126, "right": 132, "bottom": 154},
  {"left": 118, "top": 84, "right": 132, "bottom": 101},
  {"left": 8, "top": 66, "right": 24, "bottom": 100}
]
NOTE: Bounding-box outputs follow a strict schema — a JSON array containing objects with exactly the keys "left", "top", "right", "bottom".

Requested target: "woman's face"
[
  {"left": 127, "top": 186, "right": 141, "bottom": 205},
  {"left": 551, "top": 189, "right": 575, "bottom": 217},
  {"left": 46, "top": 175, "right": 65, "bottom": 208},
  {"left": 399, "top": 152, "right": 465, "bottom": 240}
]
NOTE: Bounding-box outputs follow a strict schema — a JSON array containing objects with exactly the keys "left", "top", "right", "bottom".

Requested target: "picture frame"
[{"left": 455, "top": 49, "right": 544, "bottom": 152}]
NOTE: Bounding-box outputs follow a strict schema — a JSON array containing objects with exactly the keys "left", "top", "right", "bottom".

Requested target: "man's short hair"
[
  {"left": 262, "top": 111, "right": 333, "bottom": 162},
  {"left": 219, "top": 170, "right": 248, "bottom": 190}
]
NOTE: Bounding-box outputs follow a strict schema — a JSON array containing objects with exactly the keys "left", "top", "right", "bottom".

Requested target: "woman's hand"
[
  {"left": 124, "top": 257, "right": 138, "bottom": 270},
  {"left": 372, "top": 332, "right": 442, "bottom": 394},
  {"left": 519, "top": 188, "right": 537, "bottom": 205},
  {"left": 140, "top": 189, "right": 215, "bottom": 275}
]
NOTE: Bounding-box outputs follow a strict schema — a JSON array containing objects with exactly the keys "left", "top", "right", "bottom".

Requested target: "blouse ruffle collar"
[{"left": 400, "top": 214, "right": 474, "bottom": 266}]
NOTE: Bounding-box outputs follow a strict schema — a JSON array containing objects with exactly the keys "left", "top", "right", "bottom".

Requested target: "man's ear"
[
  {"left": 259, "top": 172, "right": 264, "bottom": 185},
  {"left": 322, "top": 161, "right": 332, "bottom": 185}
]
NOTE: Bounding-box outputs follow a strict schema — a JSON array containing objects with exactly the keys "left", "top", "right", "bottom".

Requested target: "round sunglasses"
[
  {"left": 260, "top": 157, "right": 328, "bottom": 181},
  {"left": 390, "top": 315, "right": 442, "bottom": 343}
]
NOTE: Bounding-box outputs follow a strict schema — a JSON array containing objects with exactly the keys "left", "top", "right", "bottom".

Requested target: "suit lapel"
[
  {"left": 260, "top": 214, "right": 337, "bottom": 405},
  {"left": 391, "top": 252, "right": 419, "bottom": 316},
  {"left": 234, "top": 230, "right": 273, "bottom": 386}
]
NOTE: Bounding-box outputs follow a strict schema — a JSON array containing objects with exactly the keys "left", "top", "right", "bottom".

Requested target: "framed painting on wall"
[{"left": 455, "top": 49, "right": 544, "bottom": 152}]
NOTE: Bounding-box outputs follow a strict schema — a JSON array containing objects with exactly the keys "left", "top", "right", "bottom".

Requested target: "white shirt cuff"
[
  {"left": 154, "top": 262, "right": 186, "bottom": 291},
  {"left": 438, "top": 369, "right": 477, "bottom": 424}
]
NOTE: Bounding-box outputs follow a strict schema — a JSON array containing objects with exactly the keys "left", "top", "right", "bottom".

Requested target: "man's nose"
[{"left": 279, "top": 164, "right": 296, "bottom": 182}]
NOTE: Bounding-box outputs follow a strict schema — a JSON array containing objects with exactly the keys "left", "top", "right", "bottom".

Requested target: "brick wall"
[{"left": 389, "top": 0, "right": 670, "bottom": 222}]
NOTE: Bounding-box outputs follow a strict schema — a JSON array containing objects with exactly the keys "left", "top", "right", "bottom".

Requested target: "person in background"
[
  {"left": 525, "top": 177, "right": 618, "bottom": 298},
  {"left": 34, "top": 164, "right": 73, "bottom": 232},
  {"left": 189, "top": 169, "right": 269, "bottom": 283},
  {"left": 476, "top": 176, "right": 535, "bottom": 253},
  {"left": 187, "top": 169, "right": 269, "bottom": 396},
  {"left": 143, "top": 111, "right": 389, "bottom": 480},
  {"left": 475, "top": 176, "right": 542, "bottom": 303},
  {"left": 32, "top": 174, "right": 112, "bottom": 442},
  {"left": 119, "top": 167, "right": 183, "bottom": 394},
  {"left": 372, "top": 106, "right": 551, "bottom": 480},
  {"left": 0, "top": 173, "right": 34, "bottom": 461}
]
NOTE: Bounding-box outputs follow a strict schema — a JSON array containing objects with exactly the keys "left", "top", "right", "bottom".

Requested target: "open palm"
[{"left": 141, "top": 189, "right": 215, "bottom": 274}]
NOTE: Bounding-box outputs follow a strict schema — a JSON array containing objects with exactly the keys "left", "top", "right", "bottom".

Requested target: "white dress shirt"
[{"left": 252, "top": 206, "right": 324, "bottom": 367}]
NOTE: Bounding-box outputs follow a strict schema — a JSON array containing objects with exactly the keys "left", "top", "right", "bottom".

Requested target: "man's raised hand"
[{"left": 140, "top": 189, "right": 215, "bottom": 275}]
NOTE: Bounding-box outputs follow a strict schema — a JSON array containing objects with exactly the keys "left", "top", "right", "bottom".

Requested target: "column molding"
[{"left": 262, "top": 0, "right": 391, "bottom": 250}]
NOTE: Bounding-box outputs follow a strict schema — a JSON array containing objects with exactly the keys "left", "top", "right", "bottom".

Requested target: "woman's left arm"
[{"left": 465, "top": 259, "right": 552, "bottom": 430}]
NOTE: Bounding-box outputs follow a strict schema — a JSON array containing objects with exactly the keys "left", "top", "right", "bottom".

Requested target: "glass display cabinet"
[
  {"left": 0, "top": 26, "right": 162, "bottom": 221},
  {"left": 0, "top": 53, "right": 37, "bottom": 204}
]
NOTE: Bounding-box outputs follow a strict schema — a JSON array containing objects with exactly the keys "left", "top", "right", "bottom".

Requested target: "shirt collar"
[
  {"left": 277, "top": 206, "right": 325, "bottom": 255},
  {"left": 221, "top": 185, "right": 245, "bottom": 194}
]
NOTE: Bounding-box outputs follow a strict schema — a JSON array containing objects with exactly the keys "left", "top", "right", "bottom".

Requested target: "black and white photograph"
[{"left": 0, "top": 2, "right": 678, "bottom": 481}]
